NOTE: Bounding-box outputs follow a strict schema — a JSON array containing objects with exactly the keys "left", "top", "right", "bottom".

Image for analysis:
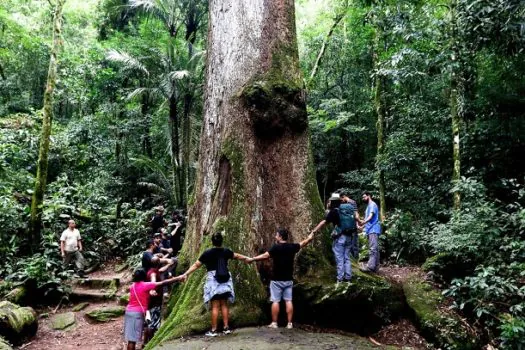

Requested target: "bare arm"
[
  {"left": 156, "top": 274, "right": 185, "bottom": 286},
  {"left": 311, "top": 220, "right": 327, "bottom": 234},
  {"left": 77, "top": 239, "right": 83, "bottom": 252},
  {"left": 299, "top": 233, "right": 315, "bottom": 248},
  {"left": 182, "top": 260, "right": 202, "bottom": 278},
  {"left": 250, "top": 251, "right": 270, "bottom": 262},
  {"left": 60, "top": 241, "right": 65, "bottom": 256},
  {"left": 233, "top": 252, "right": 250, "bottom": 262}
]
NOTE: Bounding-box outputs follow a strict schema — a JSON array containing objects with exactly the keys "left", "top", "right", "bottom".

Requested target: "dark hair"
[
  {"left": 363, "top": 191, "right": 372, "bottom": 197},
  {"left": 211, "top": 232, "right": 223, "bottom": 247},
  {"left": 329, "top": 198, "right": 341, "bottom": 209},
  {"left": 145, "top": 239, "right": 155, "bottom": 249},
  {"left": 277, "top": 228, "right": 289, "bottom": 241},
  {"left": 132, "top": 268, "right": 147, "bottom": 282}
]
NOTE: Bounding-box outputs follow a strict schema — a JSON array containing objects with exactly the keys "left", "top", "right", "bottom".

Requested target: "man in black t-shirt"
[{"left": 249, "top": 228, "right": 314, "bottom": 329}]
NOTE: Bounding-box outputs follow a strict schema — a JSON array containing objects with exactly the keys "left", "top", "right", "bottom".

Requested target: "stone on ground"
[
  {"left": 4, "top": 287, "right": 26, "bottom": 305},
  {"left": 293, "top": 266, "right": 405, "bottom": 334},
  {"left": 72, "top": 302, "right": 89, "bottom": 312},
  {"left": 402, "top": 276, "right": 479, "bottom": 349},
  {"left": 118, "top": 293, "right": 129, "bottom": 306},
  {"left": 155, "top": 327, "right": 387, "bottom": 349},
  {"left": 0, "top": 301, "right": 38, "bottom": 345},
  {"left": 50, "top": 312, "right": 76, "bottom": 330},
  {"left": 85, "top": 306, "right": 125, "bottom": 322}
]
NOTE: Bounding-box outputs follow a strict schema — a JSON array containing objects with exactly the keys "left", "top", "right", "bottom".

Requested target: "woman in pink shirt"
[{"left": 124, "top": 268, "right": 185, "bottom": 350}]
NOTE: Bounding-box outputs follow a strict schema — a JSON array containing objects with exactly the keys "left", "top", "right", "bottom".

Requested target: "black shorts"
[{"left": 211, "top": 292, "right": 232, "bottom": 301}]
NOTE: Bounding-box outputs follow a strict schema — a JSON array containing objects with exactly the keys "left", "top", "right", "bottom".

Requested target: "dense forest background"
[{"left": 0, "top": 0, "right": 524, "bottom": 348}]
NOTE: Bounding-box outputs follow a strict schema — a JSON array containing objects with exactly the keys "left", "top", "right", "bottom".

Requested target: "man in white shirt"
[{"left": 60, "top": 220, "right": 85, "bottom": 277}]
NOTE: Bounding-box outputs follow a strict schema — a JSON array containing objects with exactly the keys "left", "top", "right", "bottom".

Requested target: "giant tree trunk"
[
  {"left": 30, "top": 0, "right": 65, "bottom": 240},
  {"left": 147, "top": 0, "right": 326, "bottom": 347}
]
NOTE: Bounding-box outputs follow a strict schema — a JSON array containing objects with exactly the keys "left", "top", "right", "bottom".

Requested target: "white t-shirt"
[{"left": 60, "top": 228, "right": 81, "bottom": 252}]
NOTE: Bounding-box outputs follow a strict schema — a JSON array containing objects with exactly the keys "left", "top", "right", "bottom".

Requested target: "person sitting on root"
[
  {"left": 181, "top": 232, "right": 251, "bottom": 337},
  {"left": 123, "top": 268, "right": 185, "bottom": 350},
  {"left": 247, "top": 228, "right": 314, "bottom": 329}
]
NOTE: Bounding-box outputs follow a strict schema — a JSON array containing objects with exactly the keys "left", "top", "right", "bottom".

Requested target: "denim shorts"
[{"left": 270, "top": 280, "right": 293, "bottom": 302}]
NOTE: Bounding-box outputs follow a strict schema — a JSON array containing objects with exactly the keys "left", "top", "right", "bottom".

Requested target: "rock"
[
  {"left": 50, "top": 312, "right": 76, "bottom": 330},
  {"left": 403, "top": 276, "right": 480, "bottom": 349},
  {"left": 118, "top": 294, "right": 129, "bottom": 306},
  {"left": 73, "top": 277, "right": 120, "bottom": 290},
  {"left": 157, "top": 326, "right": 384, "bottom": 350},
  {"left": 4, "top": 287, "right": 27, "bottom": 305},
  {"left": 85, "top": 306, "right": 125, "bottom": 322},
  {"left": 115, "top": 263, "right": 128, "bottom": 273},
  {"left": 72, "top": 302, "right": 89, "bottom": 312},
  {"left": 39, "top": 313, "right": 49, "bottom": 319},
  {"left": 0, "top": 301, "right": 38, "bottom": 345},
  {"left": 293, "top": 266, "right": 405, "bottom": 334},
  {"left": 0, "top": 336, "right": 13, "bottom": 350}
]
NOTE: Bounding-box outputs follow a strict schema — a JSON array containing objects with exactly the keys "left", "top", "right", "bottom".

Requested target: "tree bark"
[
  {"left": 169, "top": 94, "right": 182, "bottom": 207},
  {"left": 148, "top": 0, "right": 326, "bottom": 346},
  {"left": 30, "top": 0, "right": 65, "bottom": 241}
]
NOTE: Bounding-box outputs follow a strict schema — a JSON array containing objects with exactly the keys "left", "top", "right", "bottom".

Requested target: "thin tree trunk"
[
  {"left": 0, "top": 62, "right": 6, "bottom": 80},
  {"left": 450, "top": 0, "right": 461, "bottom": 211},
  {"left": 373, "top": 31, "right": 387, "bottom": 222},
  {"left": 308, "top": 12, "right": 345, "bottom": 85},
  {"left": 147, "top": 0, "right": 326, "bottom": 346},
  {"left": 30, "top": 0, "right": 65, "bottom": 240},
  {"left": 141, "top": 93, "right": 153, "bottom": 158},
  {"left": 169, "top": 95, "right": 181, "bottom": 207}
]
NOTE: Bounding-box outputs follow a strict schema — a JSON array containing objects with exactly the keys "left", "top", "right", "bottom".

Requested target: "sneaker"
[
  {"left": 223, "top": 327, "right": 232, "bottom": 335},
  {"left": 205, "top": 330, "right": 218, "bottom": 337},
  {"left": 286, "top": 323, "right": 293, "bottom": 329},
  {"left": 267, "top": 322, "right": 278, "bottom": 329}
]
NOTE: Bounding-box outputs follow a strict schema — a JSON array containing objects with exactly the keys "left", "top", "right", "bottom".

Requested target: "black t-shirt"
[
  {"left": 142, "top": 251, "right": 154, "bottom": 271},
  {"left": 268, "top": 243, "right": 301, "bottom": 281},
  {"left": 198, "top": 247, "right": 234, "bottom": 271},
  {"left": 325, "top": 208, "right": 340, "bottom": 226},
  {"left": 151, "top": 215, "right": 164, "bottom": 232}
]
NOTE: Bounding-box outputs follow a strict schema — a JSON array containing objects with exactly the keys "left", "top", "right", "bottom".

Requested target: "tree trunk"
[
  {"left": 373, "top": 31, "right": 387, "bottom": 222},
  {"left": 450, "top": 0, "right": 461, "bottom": 211},
  {"left": 141, "top": 93, "right": 152, "bottom": 158},
  {"left": 147, "top": 0, "right": 326, "bottom": 346},
  {"left": 30, "top": 0, "right": 65, "bottom": 241},
  {"left": 169, "top": 94, "right": 182, "bottom": 207}
]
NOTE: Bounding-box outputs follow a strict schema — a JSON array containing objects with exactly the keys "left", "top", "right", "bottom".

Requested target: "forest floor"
[{"left": 17, "top": 262, "right": 429, "bottom": 350}]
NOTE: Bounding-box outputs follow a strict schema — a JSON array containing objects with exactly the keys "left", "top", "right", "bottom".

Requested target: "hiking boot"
[
  {"left": 223, "top": 327, "right": 232, "bottom": 335},
  {"left": 286, "top": 323, "right": 293, "bottom": 329},
  {"left": 267, "top": 322, "right": 278, "bottom": 329},
  {"left": 205, "top": 330, "right": 218, "bottom": 337}
]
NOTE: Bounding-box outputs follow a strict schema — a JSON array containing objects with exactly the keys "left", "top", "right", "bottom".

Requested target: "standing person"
[
  {"left": 359, "top": 192, "right": 381, "bottom": 273},
  {"left": 124, "top": 268, "right": 185, "bottom": 350},
  {"left": 143, "top": 257, "right": 172, "bottom": 344},
  {"left": 340, "top": 192, "right": 360, "bottom": 260},
  {"left": 181, "top": 232, "right": 251, "bottom": 337},
  {"left": 150, "top": 206, "right": 166, "bottom": 233},
  {"left": 247, "top": 228, "right": 314, "bottom": 329},
  {"left": 60, "top": 220, "right": 85, "bottom": 278},
  {"left": 311, "top": 192, "right": 359, "bottom": 282}
]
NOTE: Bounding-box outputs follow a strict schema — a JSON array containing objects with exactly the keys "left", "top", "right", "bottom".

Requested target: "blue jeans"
[
  {"left": 367, "top": 233, "right": 379, "bottom": 272},
  {"left": 350, "top": 232, "right": 359, "bottom": 260},
  {"left": 332, "top": 234, "right": 352, "bottom": 281}
]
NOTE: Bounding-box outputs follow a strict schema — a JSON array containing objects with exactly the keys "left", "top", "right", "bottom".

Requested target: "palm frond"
[{"left": 106, "top": 49, "right": 149, "bottom": 76}]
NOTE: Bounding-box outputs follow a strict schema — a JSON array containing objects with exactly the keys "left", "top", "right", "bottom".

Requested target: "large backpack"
[
  {"left": 215, "top": 249, "right": 230, "bottom": 283},
  {"left": 337, "top": 203, "right": 357, "bottom": 235}
]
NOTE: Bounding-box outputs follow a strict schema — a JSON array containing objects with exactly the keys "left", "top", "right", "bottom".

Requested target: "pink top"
[{"left": 126, "top": 282, "right": 158, "bottom": 313}]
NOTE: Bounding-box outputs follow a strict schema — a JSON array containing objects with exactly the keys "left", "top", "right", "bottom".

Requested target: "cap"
[{"left": 329, "top": 193, "right": 341, "bottom": 201}]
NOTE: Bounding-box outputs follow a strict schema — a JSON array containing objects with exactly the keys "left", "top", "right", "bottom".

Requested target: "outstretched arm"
[
  {"left": 182, "top": 260, "right": 202, "bottom": 279},
  {"left": 233, "top": 252, "right": 251, "bottom": 262},
  {"left": 299, "top": 233, "right": 315, "bottom": 248},
  {"left": 311, "top": 220, "right": 327, "bottom": 234},
  {"left": 247, "top": 251, "right": 270, "bottom": 263}
]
